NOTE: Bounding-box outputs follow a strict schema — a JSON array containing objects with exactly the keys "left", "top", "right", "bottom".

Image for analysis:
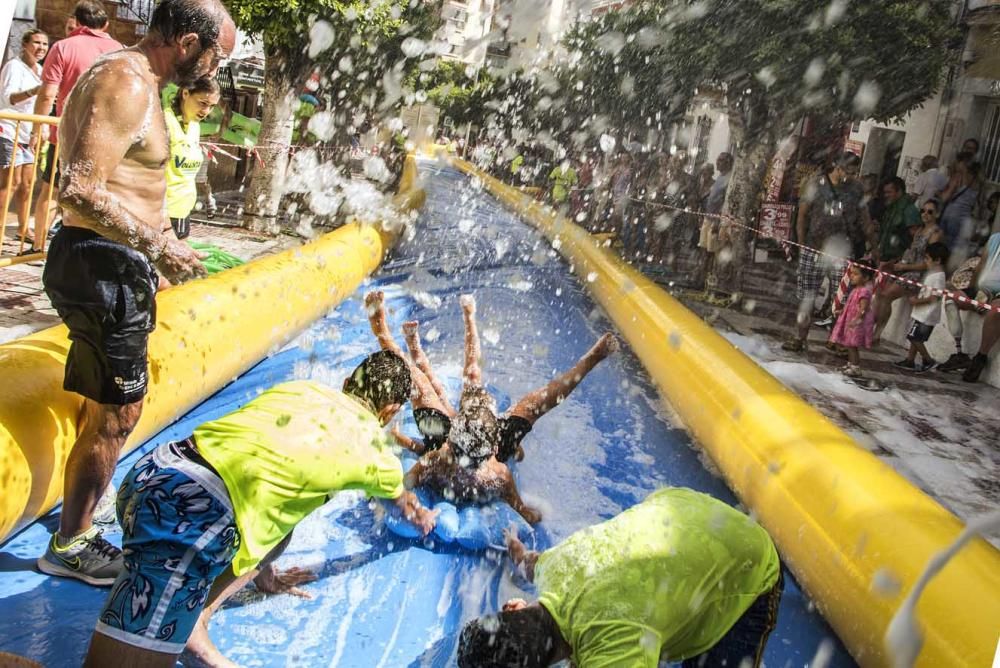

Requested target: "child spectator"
[
  {"left": 829, "top": 260, "right": 877, "bottom": 378},
  {"left": 895, "top": 242, "right": 950, "bottom": 372}
]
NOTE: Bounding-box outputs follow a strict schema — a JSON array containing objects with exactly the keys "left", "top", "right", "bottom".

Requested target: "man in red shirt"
[{"left": 30, "top": 0, "right": 123, "bottom": 244}]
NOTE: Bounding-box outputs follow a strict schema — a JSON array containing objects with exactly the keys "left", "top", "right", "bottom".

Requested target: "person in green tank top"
[
  {"left": 85, "top": 350, "right": 437, "bottom": 668},
  {"left": 164, "top": 76, "right": 220, "bottom": 240},
  {"left": 458, "top": 487, "right": 782, "bottom": 668}
]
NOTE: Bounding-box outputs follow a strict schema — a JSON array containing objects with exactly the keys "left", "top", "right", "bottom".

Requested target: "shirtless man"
[
  {"left": 38, "top": 0, "right": 236, "bottom": 586},
  {"left": 365, "top": 291, "right": 619, "bottom": 523}
]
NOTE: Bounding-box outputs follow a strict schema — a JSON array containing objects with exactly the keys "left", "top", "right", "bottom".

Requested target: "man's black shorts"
[
  {"left": 413, "top": 407, "right": 532, "bottom": 462},
  {"left": 43, "top": 227, "right": 159, "bottom": 405},
  {"left": 40, "top": 142, "right": 60, "bottom": 186},
  {"left": 906, "top": 319, "right": 935, "bottom": 344}
]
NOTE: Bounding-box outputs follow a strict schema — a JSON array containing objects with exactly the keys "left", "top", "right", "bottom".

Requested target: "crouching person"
[
  {"left": 458, "top": 487, "right": 782, "bottom": 668},
  {"left": 84, "top": 351, "right": 436, "bottom": 668}
]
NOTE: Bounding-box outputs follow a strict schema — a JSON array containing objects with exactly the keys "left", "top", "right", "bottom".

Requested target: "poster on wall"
[{"left": 758, "top": 203, "right": 795, "bottom": 242}]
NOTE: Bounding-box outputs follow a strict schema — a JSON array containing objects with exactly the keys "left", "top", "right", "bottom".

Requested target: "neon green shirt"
[
  {"left": 549, "top": 165, "right": 578, "bottom": 203},
  {"left": 194, "top": 381, "right": 405, "bottom": 575},
  {"left": 164, "top": 106, "right": 203, "bottom": 219},
  {"left": 536, "top": 488, "right": 780, "bottom": 666}
]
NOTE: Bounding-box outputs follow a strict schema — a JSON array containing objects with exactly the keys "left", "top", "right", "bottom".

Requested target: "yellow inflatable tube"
[
  {"left": 0, "top": 157, "right": 424, "bottom": 541},
  {"left": 451, "top": 158, "right": 1000, "bottom": 668}
]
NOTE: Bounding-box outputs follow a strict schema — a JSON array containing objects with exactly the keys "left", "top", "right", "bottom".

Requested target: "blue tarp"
[{"left": 0, "top": 161, "right": 854, "bottom": 667}]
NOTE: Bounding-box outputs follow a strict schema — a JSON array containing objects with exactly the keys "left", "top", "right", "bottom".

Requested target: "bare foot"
[
  {"left": 402, "top": 320, "right": 420, "bottom": 342},
  {"left": 593, "top": 333, "right": 620, "bottom": 358},
  {"left": 459, "top": 294, "right": 476, "bottom": 314},
  {"left": 364, "top": 289, "right": 385, "bottom": 314},
  {"left": 182, "top": 620, "right": 240, "bottom": 668}
]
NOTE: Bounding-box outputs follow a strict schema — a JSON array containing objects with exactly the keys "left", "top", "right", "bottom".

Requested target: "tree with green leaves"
[
  {"left": 409, "top": 59, "right": 498, "bottom": 129},
  {"left": 530, "top": 0, "right": 958, "bottom": 291},
  {"left": 223, "top": 0, "right": 441, "bottom": 231}
]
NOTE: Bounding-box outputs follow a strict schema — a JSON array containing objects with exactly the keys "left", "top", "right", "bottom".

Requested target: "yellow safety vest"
[{"left": 164, "top": 106, "right": 204, "bottom": 219}]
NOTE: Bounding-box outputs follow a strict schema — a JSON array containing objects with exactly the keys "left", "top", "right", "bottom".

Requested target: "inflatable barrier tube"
[
  {"left": 0, "top": 157, "right": 424, "bottom": 542},
  {"left": 381, "top": 456, "right": 534, "bottom": 550},
  {"left": 450, "top": 158, "right": 1000, "bottom": 668}
]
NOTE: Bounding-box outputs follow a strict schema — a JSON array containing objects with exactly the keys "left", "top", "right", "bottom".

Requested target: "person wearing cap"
[
  {"left": 364, "top": 290, "right": 618, "bottom": 524},
  {"left": 458, "top": 487, "right": 782, "bottom": 668}
]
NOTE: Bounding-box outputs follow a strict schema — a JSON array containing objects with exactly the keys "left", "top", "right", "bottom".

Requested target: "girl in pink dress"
[{"left": 830, "top": 262, "right": 877, "bottom": 378}]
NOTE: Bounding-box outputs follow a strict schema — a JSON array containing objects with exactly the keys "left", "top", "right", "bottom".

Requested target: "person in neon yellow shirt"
[
  {"left": 458, "top": 487, "right": 782, "bottom": 668},
  {"left": 85, "top": 351, "right": 437, "bottom": 668},
  {"left": 164, "top": 77, "right": 220, "bottom": 240},
  {"left": 548, "top": 160, "right": 578, "bottom": 205}
]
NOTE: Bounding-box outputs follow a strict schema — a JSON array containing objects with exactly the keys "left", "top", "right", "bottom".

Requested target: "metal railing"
[{"left": 0, "top": 110, "right": 60, "bottom": 268}]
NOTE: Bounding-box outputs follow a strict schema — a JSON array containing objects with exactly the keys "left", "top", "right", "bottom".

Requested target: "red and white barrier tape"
[{"left": 621, "top": 195, "right": 1000, "bottom": 315}]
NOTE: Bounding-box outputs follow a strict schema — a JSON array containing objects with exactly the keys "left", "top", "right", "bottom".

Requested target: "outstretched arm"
[
  {"left": 253, "top": 531, "right": 317, "bottom": 599},
  {"left": 391, "top": 424, "right": 426, "bottom": 455},
  {"left": 508, "top": 333, "right": 618, "bottom": 423},
  {"left": 500, "top": 467, "right": 541, "bottom": 525},
  {"left": 393, "top": 490, "right": 438, "bottom": 536},
  {"left": 504, "top": 527, "right": 541, "bottom": 582}
]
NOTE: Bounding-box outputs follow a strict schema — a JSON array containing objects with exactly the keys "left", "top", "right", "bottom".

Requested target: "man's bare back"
[{"left": 58, "top": 48, "right": 205, "bottom": 283}]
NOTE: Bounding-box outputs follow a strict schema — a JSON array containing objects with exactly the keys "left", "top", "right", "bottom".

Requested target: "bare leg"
[
  {"left": 403, "top": 320, "right": 456, "bottom": 417},
  {"left": 181, "top": 567, "right": 253, "bottom": 668},
  {"left": 365, "top": 290, "right": 447, "bottom": 414},
  {"left": 874, "top": 284, "right": 904, "bottom": 341},
  {"left": 847, "top": 347, "right": 860, "bottom": 367},
  {"left": 32, "top": 179, "right": 56, "bottom": 249},
  {"left": 508, "top": 333, "right": 619, "bottom": 423},
  {"left": 460, "top": 294, "right": 483, "bottom": 390},
  {"left": 15, "top": 165, "right": 33, "bottom": 241},
  {"left": 977, "top": 303, "right": 1000, "bottom": 356},
  {"left": 61, "top": 399, "right": 143, "bottom": 538},
  {"left": 84, "top": 632, "right": 177, "bottom": 668},
  {"left": 912, "top": 341, "right": 933, "bottom": 363}
]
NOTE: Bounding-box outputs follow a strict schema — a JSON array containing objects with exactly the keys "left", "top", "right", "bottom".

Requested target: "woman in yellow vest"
[{"left": 164, "top": 77, "right": 220, "bottom": 239}]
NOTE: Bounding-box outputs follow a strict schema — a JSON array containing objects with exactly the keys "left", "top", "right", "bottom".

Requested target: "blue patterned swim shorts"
[{"left": 95, "top": 441, "right": 239, "bottom": 654}]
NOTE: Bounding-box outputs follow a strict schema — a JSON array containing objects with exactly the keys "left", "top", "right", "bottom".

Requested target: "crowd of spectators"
[{"left": 470, "top": 138, "right": 998, "bottom": 385}]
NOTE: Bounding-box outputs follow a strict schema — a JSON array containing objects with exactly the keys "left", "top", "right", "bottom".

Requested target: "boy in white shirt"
[{"left": 895, "top": 242, "right": 950, "bottom": 372}]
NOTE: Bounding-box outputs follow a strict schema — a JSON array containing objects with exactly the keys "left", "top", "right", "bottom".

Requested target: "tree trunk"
[
  {"left": 241, "top": 49, "right": 301, "bottom": 234},
  {"left": 713, "top": 114, "right": 776, "bottom": 298}
]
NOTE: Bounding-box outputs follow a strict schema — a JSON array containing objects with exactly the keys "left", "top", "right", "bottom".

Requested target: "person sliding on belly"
[
  {"left": 365, "top": 290, "right": 618, "bottom": 524},
  {"left": 84, "top": 352, "right": 436, "bottom": 668},
  {"left": 459, "top": 487, "right": 783, "bottom": 668}
]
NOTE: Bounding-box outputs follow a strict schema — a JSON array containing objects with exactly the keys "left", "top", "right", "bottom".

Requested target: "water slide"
[{"left": 0, "top": 158, "right": 994, "bottom": 666}]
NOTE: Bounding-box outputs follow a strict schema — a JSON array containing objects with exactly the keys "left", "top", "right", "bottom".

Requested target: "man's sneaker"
[
  {"left": 938, "top": 352, "right": 971, "bottom": 372},
  {"left": 37, "top": 528, "right": 123, "bottom": 586},
  {"left": 814, "top": 316, "right": 836, "bottom": 328},
  {"left": 962, "top": 354, "right": 989, "bottom": 383},
  {"left": 915, "top": 360, "right": 938, "bottom": 373},
  {"left": 893, "top": 359, "right": 916, "bottom": 370}
]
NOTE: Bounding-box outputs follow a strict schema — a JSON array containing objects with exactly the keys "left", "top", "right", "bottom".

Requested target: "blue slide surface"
[{"left": 0, "top": 161, "right": 853, "bottom": 667}]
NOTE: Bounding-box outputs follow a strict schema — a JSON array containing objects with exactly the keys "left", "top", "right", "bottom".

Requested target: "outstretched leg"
[
  {"left": 508, "top": 333, "right": 619, "bottom": 423},
  {"left": 460, "top": 294, "right": 483, "bottom": 390},
  {"left": 403, "top": 320, "right": 456, "bottom": 417},
  {"left": 365, "top": 291, "right": 447, "bottom": 414}
]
